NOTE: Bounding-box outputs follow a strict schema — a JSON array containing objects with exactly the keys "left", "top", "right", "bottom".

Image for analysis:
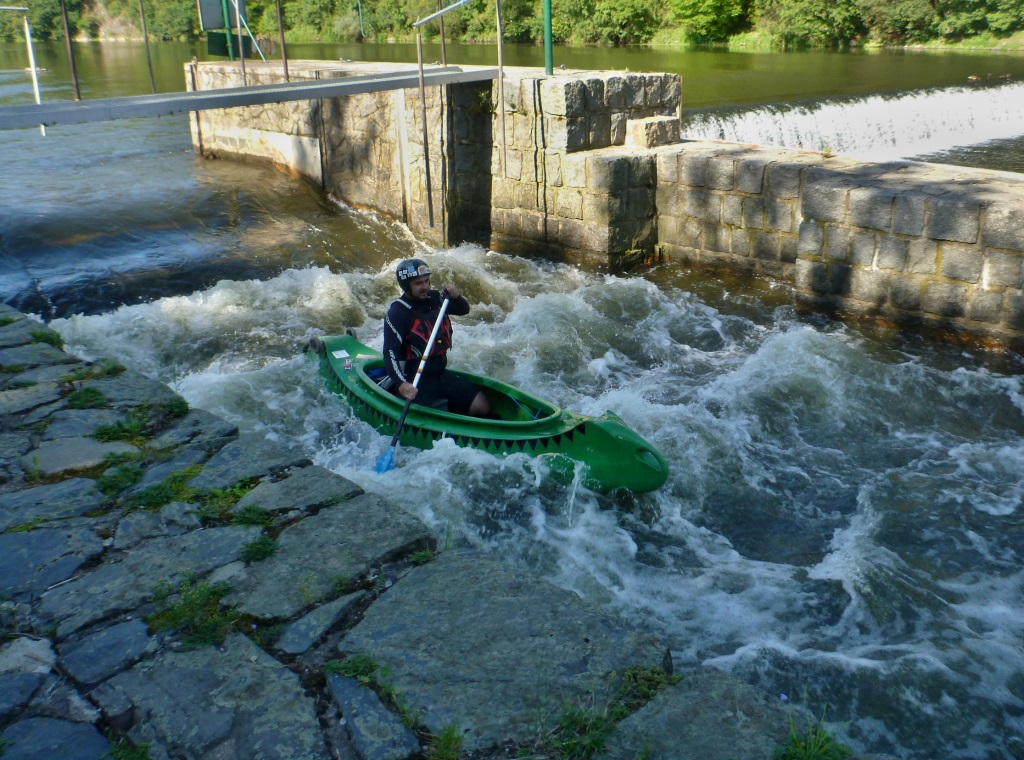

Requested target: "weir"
[{"left": 190, "top": 60, "right": 1024, "bottom": 353}]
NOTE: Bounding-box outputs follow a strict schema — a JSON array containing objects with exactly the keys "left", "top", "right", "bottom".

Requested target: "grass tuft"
[
  {"left": 232, "top": 504, "right": 274, "bottom": 526},
  {"left": 126, "top": 465, "right": 202, "bottom": 510},
  {"left": 144, "top": 580, "right": 239, "bottom": 646},
  {"left": 427, "top": 724, "right": 463, "bottom": 760},
  {"left": 30, "top": 328, "right": 63, "bottom": 349},
  {"left": 240, "top": 535, "right": 278, "bottom": 563},
  {"left": 98, "top": 464, "right": 144, "bottom": 496},
  {"left": 773, "top": 716, "right": 852, "bottom": 760},
  {"left": 105, "top": 736, "right": 151, "bottom": 760},
  {"left": 65, "top": 387, "right": 108, "bottom": 409},
  {"left": 61, "top": 359, "right": 126, "bottom": 383}
]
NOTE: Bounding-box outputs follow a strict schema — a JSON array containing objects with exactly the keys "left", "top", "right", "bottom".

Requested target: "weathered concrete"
[{"left": 0, "top": 306, "right": 856, "bottom": 759}]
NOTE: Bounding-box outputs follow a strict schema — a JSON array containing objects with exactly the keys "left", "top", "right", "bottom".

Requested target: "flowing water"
[{"left": 2, "top": 41, "right": 1024, "bottom": 758}]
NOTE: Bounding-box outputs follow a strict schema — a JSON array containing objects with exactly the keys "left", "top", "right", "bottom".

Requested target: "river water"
[{"left": 2, "top": 41, "right": 1024, "bottom": 759}]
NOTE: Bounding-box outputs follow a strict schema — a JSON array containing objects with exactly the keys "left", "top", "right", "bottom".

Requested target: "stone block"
[
  {"left": 562, "top": 154, "right": 587, "bottom": 189},
  {"left": 801, "top": 182, "right": 848, "bottom": 224},
  {"left": 798, "top": 222, "right": 823, "bottom": 257},
  {"left": 539, "top": 78, "right": 586, "bottom": 117},
  {"left": 624, "top": 117, "right": 680, "bottom": 149},
  {"left": 907, "top": 239, "right": 938, "bottom": 274},
  {"left": 584, "top": 78, "right": 605, "bottom": 111},
  {"left": 492, "top": 178, "right": 515, "bottom": 210},
  {"left": 985, "top": 250, "right": 1023, "bottom": 288},
  {"left": 584, "top": 222, "right": 613, "bottom": 253},
  {"left": 516, "top": 183, "right": 539, "bottom": 211},
  {"left": 545, "top": 153, "right": 563, "bottom": 187},
  {"left": 521, "top": 211, "right": 547, "bottom": 241},
  {"left": 656, "top": 188, "right": 685, "bottom": 218},
  {"left": 610, "top": 112, "right": 628, "bottom": 145},
  {"left": 767, "top": 163, "right": 803, "bottom": 199},
  {"left": 892, "top": 194, "right": 926, "bottom": 236},
  {"left": 586, "top": 155, "right": 628, "bottom": 193},
  {"left": 557, "top": 188, "right": 585, "bottom": 220},
  {"left": 681, "top": 153, "right": 708, "bottom": 187},
  {"left": 625, "top": 75, "right": 645, "bottom": 108},
  {"left": 663, "top": 74, "right": 682, "bottom": 106},
  {"left": 982, "top": 203, "right": 1024, "bottom": 251},
  {"left": 851, "top": 230, "right": 876, "bottom": 266},
  {"left": 743, "top": 197, "right": 766, "bottom": 229},
  {"left": 707, "top": 224, "right": 731, "bottom": 254},
  {"left": 969, "top": 290, "right": 1004, "bottom": 323},
  {"left": 877, "top": 236, "right": 908, "bottom": 271},
  {"left": 795, "top": 259, "right": 829, "bottom": 293},
  {"left": 731, "top": 228, "right": 752, "bottom": 257},
  {"left": 605, "top": 76, "right": 627, "bottom": 108},
  {"left": 589, "top": 113, "right": 612, "bottom": 149},
  {"left": 825, "top": 227, "right": 849, "bottom": 262},
  {"left": 1007, "top": 292, "right": 1024, "bottom": 330},
  {"left": 657, "top": 150, "right": 680, "bottom": 184},
  {"left": 891, "top": 278, "right": 923, "bottom": 311},
  {"left": 753, "top": 232, "right": 778, "bottom": 260},
  {"left": 767, "top": 199, "right": 795, "bottom": 233},
  {"left": 706, "top": 157, "right": 735, "bottom": 190},
  {"left": 941, "top": 243, "right": 983, "bottom": 283},
  {"left": 926, "top": 197, "right": 980, "bottom": 243},
  {"left": 849, "top": 187, "right": 895, "bottom": 232},
  {"left": 737, "top": 158, "right": 767, "bottom": 194},
  {"left": 850, "top": 269, "right": 889, "bottom": 305},
  {"left": 685, "top": 188, "right": 720, "bottom": 222},
  {"left": 922, "top": 281, "right": 968, "bottom": 317},
  {"left": 723, "top": 195, "right": 744, "bottom": 227},
  {"left": 629, "top": 155, "right": 656, "bottom": 187},
  {"left": 780, "top": 234, "right": 798, "bottom": 263},
  {"left": 628, "top": 188, "right": 656, "bottom": 219}
]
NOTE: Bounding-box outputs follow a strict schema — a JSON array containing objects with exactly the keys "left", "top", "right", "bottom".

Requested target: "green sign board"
[
  {"left": 196, "top": 0, "right": 246, "bottom": 31},
  {"left": 207, "top": 31, "right": 252, "bottom": 58}
]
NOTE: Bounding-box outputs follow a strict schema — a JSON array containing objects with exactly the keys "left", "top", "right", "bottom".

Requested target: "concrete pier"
[{"left": 189, "top": 59, "right": 1024, "bottom": 352}]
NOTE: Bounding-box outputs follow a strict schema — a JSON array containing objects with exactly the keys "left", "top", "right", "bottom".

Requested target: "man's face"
[{"left": 407, "top": 274, "right": 431, "bottom": 300}]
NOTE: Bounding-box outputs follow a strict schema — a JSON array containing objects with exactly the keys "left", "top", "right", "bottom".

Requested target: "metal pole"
[
  {"left": 495, "top": 0, "right": 506, "bottom": 177},
  {"left": 220, "top": 0, "right": 234, "bottom": 60},
  {"left": 356, "top": 0, "right": 364, "bottom": 37},
  {"left": 438, "top": 0, "right": 447, "bottom": 66},
  {"left": 23, "top": 15, "right": 44, "bottom": 135},
  {"left": 58, "top": 0, "right": 80, "bottom": 100},
  {"left": 235, "top": 0, "right": 247, "bottom": 86},
  {"left": 138, "top": 0, "right": 156, "bottom": 94},
  {"left": 416, "top": 32, "right": 434, "bottom": 228},
  {"left": 275, "top": 0, "right": 288, "bottom": 81},
  {"left": 544, "top": 0, "right": 553, "bottom": 75}
]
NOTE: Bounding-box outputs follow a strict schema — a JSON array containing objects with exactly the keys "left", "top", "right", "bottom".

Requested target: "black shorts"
[{"left": 402, "top": 370, "right": 479, "bottom": 415}]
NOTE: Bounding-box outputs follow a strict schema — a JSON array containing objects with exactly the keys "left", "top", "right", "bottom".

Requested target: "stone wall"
[
  {"left": 654, "top": 141, "right": 1024, "bottom": 349},
  {"left": 187, "top": 60, "right": 1024, "bottom": 350}
]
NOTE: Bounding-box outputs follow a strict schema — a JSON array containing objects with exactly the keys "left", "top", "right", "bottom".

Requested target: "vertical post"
[
  {"left": 416, "top": 32, "right": 434, "bottom": 228},
  {"left": 356, "top": 0, "right": 364, "bottom": 38},
  {"left": 220, "top": 0, "right": 235, "bottom": 60},
  {"left": 23, "top": 15, "right": 44, "bottom": 136},
  {"left": 236, "top": 0, "right": 247, "bottom": 86},
  {"left": 495, "top": 0, "right": 506, "bottom": 177},
  {"left": 138, "top": 0, "right": 157, "bottom": 94},
  {"left": 58, "top": 0, "right": 80, "bottom": 100},
  {"left": 544, "top": 0, "right": 553, "bottom": 75},
  {"left": 437, "top": 0, "right": 447, "bottom": 66},
  {"left": 274, "top": 0, "right": 288, "bottom": 81}
]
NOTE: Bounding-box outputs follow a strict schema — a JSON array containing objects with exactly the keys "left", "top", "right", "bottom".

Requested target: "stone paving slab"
[
  {"left": 91, "top": 633, "right": 331, "bottom": 760},
  {"left": 42, "top": 409, "right": 126, "bottom": 440},
  {"left": 0, "top": 342, "right": 74, "bottom": 370},
  {"left": 0, "top": 716, "right": 110, "bottom": 760},
  {"left": 21, "top": 436, "right": 140, "bottom": 477},
  {"left": 186, "top": 433, "right": 312, "bottom": 492},
  {"left": 0, "top": 381, "right": 63, "bottom": 415},
  {"left": 0, "top": 526, "right": 104, "bottom": 598},
  {"left": 0, "top": 478, "right": 106, "bottom": 531},
  {"left": 37, "top": 525, "right": 263, "bottom": 637},
  {"left": 339, "top": 549, "right": 669, "bottom": 751},
  {"left": 227, "top": 492, "right": 432, "bottom": 620},
  {"left": 234, "top": 463, "right": 364, "bottom": 515}
]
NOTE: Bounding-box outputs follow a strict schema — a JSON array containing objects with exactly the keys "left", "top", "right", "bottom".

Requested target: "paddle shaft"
[{"left": 385, "top": 297, "right": 451, "bottom": 449}]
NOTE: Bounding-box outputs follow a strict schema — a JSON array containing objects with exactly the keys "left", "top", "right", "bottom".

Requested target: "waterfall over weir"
[{"left": 680, "top": 80, "right": 1024, "bottom": 164}]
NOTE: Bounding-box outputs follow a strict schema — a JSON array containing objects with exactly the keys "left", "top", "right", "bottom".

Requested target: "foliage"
[
  {"left": 193, "top": 480, "right": 258, "bottom": 523},
  {"left": 144, "top": 580, "right": 239, "bottom": 646},
  {"left": 428, "top": 724, "right": 464, "bottom": 760},
  {"left": 65, "top": 387, "right": 108, "bottom": 409},
  {"left": 669, "top": 0, "right": 749, "bottom": 40},
  {"left": 240, "top": 535, "right": 278, "bottom": 562},
  {"left": 541, "top": 666, "right": 682, "bottom": 759},
  {"left": 125, "top": 465, "right": 202, "bottom": 510},
  {"left": 105, "top": 737, "right": 152, "bottom": 760},
  {"left": 772, "top": 716, "right": 853, "bottom": 760},
  {"left": 98, "top": 463, "right": 143, "bottom": 495},
  {"left": 232, "top": 504, "right": 274, "bottom": 526},
  {"left": 93, "top": 408, "right": 148, "bottom": 444},
  {"left": 409, "top": 549, "right": 435, "bottom": 565},
  {"left": 61, "top": 359, "right": 126, "bottom": 383},
  {"left": 30, "top": 328, "right": 64, "bottom": 349},
  {"left": 325, "top": 653, "right": 378, "bottom": 682}
]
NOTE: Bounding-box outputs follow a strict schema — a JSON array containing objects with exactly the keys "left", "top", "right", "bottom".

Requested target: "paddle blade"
[{"left": 373, "top": 446, "right": 396, "bottom": 473}]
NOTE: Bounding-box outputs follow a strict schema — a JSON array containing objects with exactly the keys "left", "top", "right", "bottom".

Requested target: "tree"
[
  {"left": 669, "top": 0, "right": 748, "bottom": 41},
  {"left": 755, "top": 0, "right": 865, "bottom": 45},
  {"left": 149, "top": 0, "right": 198, "bottom": 40},
  {"left": 593, "top": 0, "right": 663, "bottom": 43}
]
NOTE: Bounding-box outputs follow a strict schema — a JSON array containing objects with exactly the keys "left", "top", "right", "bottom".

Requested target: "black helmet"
[{"left": 395, "top": 258, "right": 431, "bottom": 291}]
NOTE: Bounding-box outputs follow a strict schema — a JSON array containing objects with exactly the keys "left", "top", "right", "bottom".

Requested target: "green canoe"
[{"left": 309, "top": 334, "right": 669, "bottom": 493}]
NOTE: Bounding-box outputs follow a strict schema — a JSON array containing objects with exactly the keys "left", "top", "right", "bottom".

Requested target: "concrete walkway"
[{"left": 0, "top": 304, "right": 883, "bottom": 759}]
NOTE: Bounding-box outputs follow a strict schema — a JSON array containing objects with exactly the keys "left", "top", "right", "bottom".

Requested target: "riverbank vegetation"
[{"left": 3, "top": 0, "right": 1023, "bottom": 50}]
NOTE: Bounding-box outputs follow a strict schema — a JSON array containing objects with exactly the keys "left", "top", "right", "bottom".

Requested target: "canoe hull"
[{"left": 312, "top": 334, "right": 668, "bottom": 493}]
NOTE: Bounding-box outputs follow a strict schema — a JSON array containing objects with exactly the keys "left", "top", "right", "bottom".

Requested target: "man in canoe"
[{"left": 383, "top": 258, "right": 491, "bottom": 417}]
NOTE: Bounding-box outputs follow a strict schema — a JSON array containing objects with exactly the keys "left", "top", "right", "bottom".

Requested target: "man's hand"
[
  {"left": 398, "top": 382, "right": 417, "bottom": 401},
  {"left": 441, "top": 285, "right": 460, "bottom": 300}
]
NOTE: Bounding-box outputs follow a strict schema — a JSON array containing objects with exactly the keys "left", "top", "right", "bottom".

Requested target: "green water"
[{"left": 3, "top": 39, "right": 1024, "bottom": 106}]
